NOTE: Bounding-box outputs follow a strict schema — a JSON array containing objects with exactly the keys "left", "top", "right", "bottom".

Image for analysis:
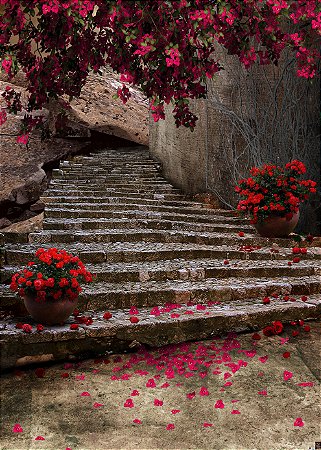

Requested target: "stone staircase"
[{"left": 1, "top": 145, "right": 320, "bottom": 370}]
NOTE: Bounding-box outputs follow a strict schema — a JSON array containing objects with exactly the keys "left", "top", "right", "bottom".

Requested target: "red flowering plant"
[
  {"left": 235, "top": 160, "right": 317, "bottom": 224},
  {"left": 10, "top": 248, "right": 93, "bottom": 302}
]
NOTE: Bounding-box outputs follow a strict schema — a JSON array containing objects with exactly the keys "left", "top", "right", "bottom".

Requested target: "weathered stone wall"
[{"left": 150, "top": 54, "right": 321, "bottom": 233}]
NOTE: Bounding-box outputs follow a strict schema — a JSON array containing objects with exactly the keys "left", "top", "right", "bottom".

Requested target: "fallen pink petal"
[
  {"left": 283, "top": 371, "right": 293, "bottom": 381},
  {"left": 12, "top": 424, "right": 23, "bottom": 433},
  {"left": 35, "top": 436, "right": 45, "bottom": 440},
  {"left": 214, "top": 400, "right": 225, "bottom": 409},
  {"left": 80, "top": 392, "right": 91, "bottom": 397},
  {"left": 294, "top": 417, "right": 304, "bottom": 427},
  {"left": 93, "top": 402, "right": 104, "bottom": 408}
]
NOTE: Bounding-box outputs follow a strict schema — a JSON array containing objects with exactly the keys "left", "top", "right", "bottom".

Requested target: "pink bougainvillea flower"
[
  {"left": 224, "top": 372, "right": 232, "bottom": 380},
  {"left": 279, "top": 337, "right": 289, "bottom": 345},
  {"left": 303, "top": 325, "right": 311, "bottom": 332},
  {"left": 283, "top": 371, "right": 293, "bottom": 381},
  {"left": 133, "top": 419, "right": 142, "bottom": 424},
  {"left": 154, "top": 399, "right": 163, "bottom": 406},
  {"left": 166, "top": 424, "right": 175, "bottom": 430},
  {"left": 259, "top": 355, "right": 268, "bottom": 363},
  {"left": 171, "top": 410, "right": 180, "bottom": 415},
  {"left": 70, "top": 324, "right": 79, "bottom": 330},
  {"left": 160, "top": 382, "right": 170, "bottom": 388},
  {"left": 80, "top": 391, "right": 90, "bottom": 397},
  {"left": 75, "top": 374, "right": 85, "bottom": 380},
  {"left": 103, "top": 311, "right": 112, "bottom": 320},
  {"left": 124, "top": 399, "right": 134, "bottom": 408},
  {"left": 16, "top": 134, "right": 29, "bottom": 145},
  {"left": 130, "top": 316, "right": 139, "bottom": 323},
  {"left": 22, "top": 323, "right": 32, "bottom": 333},
  {"left": 231, "top": 410, "right": 241, "bottom": 414},
  {"left": 301, "top": 295, "right": 308, "bottom": 302},
  {"left": 297, "top": 382, "right": 314, "bottom": 387},
  {"left": 199, "top": 371, "right": 207, "bottom": 379},
  {"left": 187, "top": 391, "right": 196, "bottom": 399},
  {"left": 224, "top": 382, "right": 233, "bottom": 387},
  {"left": 214, "top": 400, "right": 225, "bottom": 409},
  {"left": 203, "top": 422, "right": 213, "bottom": 427},
  {"left": 129, "top": 306, "right": 139, "bottom": 315},
  {"left": 61, "top": 373, "right": 69, "bottom": 378},
  {"left": 131, "top": 390, "right": 139, "bottom": 396},
  {"left": 238, "top": 232, "right": 245, "bottom": 237},
  {"left": 293, "top": 417, "right": 304, "bottom": 427},
  {"left": 258, "top": 390, "right": 267, "bottom": 396},
  {"left": 12, "top": 424, "right": 23, "bottom": 433},
  {"left": 35, "top": 436, "right": 45, "bottom": 440},
  {"left": 199, "top": 387, "right": 209, "bottom": 396},
  {"left": 146, "top": 378, "right": 156, "bottom": 388},
  {"left": 93, "top": 403, "right": 104, "bottom": 408},
  {"left": 36, "top": 324, "right": 44, "bottom": 332},
  {"left": 283, "top": 352, "right": 291, "bottom": 359}
]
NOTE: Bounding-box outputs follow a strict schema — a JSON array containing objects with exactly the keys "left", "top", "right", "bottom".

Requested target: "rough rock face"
[
  {"left": 0, "top": 69, "right": 149, "bottom": 226},
  {"left": 68, "top": 69, "right": 149, "bottom": 145}
]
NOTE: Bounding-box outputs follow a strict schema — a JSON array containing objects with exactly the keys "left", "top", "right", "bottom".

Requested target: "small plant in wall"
[
  {"left": 235, "top": 160, "right": 317, "bottom": 237},
  {"left": 10, "top": 248, "right": 93, "bottom": 325}
]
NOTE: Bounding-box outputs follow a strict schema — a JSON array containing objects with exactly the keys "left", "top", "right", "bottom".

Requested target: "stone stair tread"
[
  {"left": 42, "top": 216, "right": 247, "bottom": 228},
  {"left": 3, "top": 241, "right": 320, "bottom": 260},
  {"left": 41, "top": 195, "right": 220, "bottom": 209},
  {"left": 3, "top": 258, "right": 318, "bottom": 282},
  {"left": 1, "top": 295, "right": 320, "bottom": 370},
  {"left": 44, "top": 203, "right": 237, "bottom": 217},
  {"left": 79, "top": 275, "right": 321, "bottom": 294}
]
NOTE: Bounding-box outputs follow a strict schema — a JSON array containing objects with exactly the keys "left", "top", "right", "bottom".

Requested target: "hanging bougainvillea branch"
[{"left": 0, "top": 0, "right": 320, "bottom": 141}]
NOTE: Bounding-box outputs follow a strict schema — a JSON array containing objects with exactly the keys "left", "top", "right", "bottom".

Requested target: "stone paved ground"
[{"left": 1, "top": 321, "right": 320, "bottom": 450}]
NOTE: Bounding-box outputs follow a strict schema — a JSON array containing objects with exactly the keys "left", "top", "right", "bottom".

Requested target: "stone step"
[
  {"left": 3, "top": 242, "right": 320, "bottom": 266},
  {"left": 49, "top": 181, "right": 180, "bottom": 193},
  {"left": 42, "top": 218, "right": 251, "bottom": 233},
  {"left": 43, "top": 203, "right": 238, "bottom": 219},
  {"left": 45, "top": 189, "right": 184, "bottom": 199},
  {"left": 52, "top": 173, "right": 166, "bottom": 181},
  {"left": 2, "top": 258, "right": 317, "bottom": 285},
  {"left": 32, "top": 224, "right": 306, "bottom": 249},
  {"left": 1, "top": 272, "right": 320, "bottom": 313},
  {"left": 1, "top": 294, "right": 320, "bottom": 370},
  {"left": 28, "top": 229, "right": 264, "bottom": 247},
  {"left": 40, "top": 194, "right": 217, "bottom": 210}
]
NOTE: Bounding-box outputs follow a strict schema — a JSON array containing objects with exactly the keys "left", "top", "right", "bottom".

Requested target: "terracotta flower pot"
[
  {"left": 23, "top": 295, "right": 78, "bottom": 325},
  {"left": 253, "top": 211, "right": 300, "bottom": 238}
]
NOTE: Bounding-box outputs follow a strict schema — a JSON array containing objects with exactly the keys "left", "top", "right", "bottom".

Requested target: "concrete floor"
[{"left": 1, "top": 321, "right": 320, "bottom": 450}]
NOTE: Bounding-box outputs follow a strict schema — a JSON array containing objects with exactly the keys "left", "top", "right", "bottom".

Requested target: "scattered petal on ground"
[
  {"left": 12, "top": 424, "right": 23, "bottom": 433},
  {"left": 214, "top": 400, "right": 225, "bottom": 409},
  {"left": 283, "top": 371, "right": 293, "bottom": 381},
  {"left": 294, "top": 418, "right": 304, "bottom": 427}
]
